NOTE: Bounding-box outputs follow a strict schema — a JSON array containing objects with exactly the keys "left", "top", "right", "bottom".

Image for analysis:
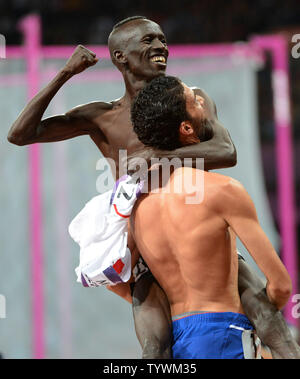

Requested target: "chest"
[{"left": 97, "top": 106, "right": 143, "bottom": 152}]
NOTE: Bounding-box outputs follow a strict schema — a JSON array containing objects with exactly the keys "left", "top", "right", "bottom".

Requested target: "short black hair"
[
  {"left": 112, "top": 16, "right": 148, "bottom": 31},
  {"left": 131, "top": 76, "right": 188, "bottom": 150}
]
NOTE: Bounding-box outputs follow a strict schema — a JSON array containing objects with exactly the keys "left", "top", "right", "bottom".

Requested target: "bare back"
[{"left": 131, "top": 167, "right": 244, "bottom": 317}]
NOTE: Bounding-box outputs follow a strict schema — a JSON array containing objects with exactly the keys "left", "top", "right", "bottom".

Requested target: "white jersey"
[{"left": 69, "top": 175, "right": 144, "bottom": 287}]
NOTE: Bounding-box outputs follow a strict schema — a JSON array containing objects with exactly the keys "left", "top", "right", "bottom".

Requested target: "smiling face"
[{"left": 109, "top": 19, "right": 169, "bottom": 80}]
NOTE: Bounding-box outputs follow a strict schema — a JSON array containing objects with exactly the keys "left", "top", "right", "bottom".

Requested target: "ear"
[
  {"left": 179, "top": 121, "right": 194, "bottom": 136},
  {"left": 113, "top": 50, "right": 127, "bottom": 64}
]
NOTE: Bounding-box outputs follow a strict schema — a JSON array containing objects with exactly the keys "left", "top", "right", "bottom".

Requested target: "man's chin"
[{"left": 146, "top": 67, "right": 167, "bottom": 80}]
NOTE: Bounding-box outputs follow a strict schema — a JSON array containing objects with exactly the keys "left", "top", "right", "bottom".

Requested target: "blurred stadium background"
[{"left": 0, "top": 0, "right": 299, "bottom": 359}]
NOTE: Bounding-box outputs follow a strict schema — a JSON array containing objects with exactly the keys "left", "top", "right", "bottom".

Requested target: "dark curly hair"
[{"left": 131, "top": 76, "right": 188, "bottom": 150}]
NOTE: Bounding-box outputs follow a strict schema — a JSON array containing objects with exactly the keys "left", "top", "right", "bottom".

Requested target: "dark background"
[
  {"left": 1, "top": 0, "right": 299, "bottom": 45},
  {"left": 1, "top": 0, "right": 299, "bottom": 259}
]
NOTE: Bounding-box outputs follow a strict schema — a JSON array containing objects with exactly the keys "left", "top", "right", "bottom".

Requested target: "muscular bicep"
[
  {"left": 30, "top": 102, "right": 105, "bottom": 143},
  {"left": 34, "top": 115, "right": 89, "bottom": 142},
  {"left": 35, "top": 103, "right": 99, "bottom": 142}
]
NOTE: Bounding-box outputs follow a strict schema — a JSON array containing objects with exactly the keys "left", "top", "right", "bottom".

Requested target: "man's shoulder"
[
  {"left": 204, "top": 172, "right": 244, "bottom": 205},
  {"left": 176, "top": 168, "right": 235, "bottom": 199},
  {"left": 177, "top": 168, "right": 231, "bottom": 185},
  {"left": 67, "top": 100, "right": 114, "bottom": 120},
  {"left": 66, "top": 101, "right": 113, "bottom": 127},
  {"left": 208, "top": 172, "right": 243, "bottom": 192},
  {"left": 204, "top": 170, "right": 232, "bottom": 184}
]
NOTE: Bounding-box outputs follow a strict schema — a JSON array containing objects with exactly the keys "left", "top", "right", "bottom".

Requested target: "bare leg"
[
  {"left": 238, "top": 257, "right": 300, "bottom": 359},
  {"left": 131, "top": 272, "right": 173, "bottom": 359}
]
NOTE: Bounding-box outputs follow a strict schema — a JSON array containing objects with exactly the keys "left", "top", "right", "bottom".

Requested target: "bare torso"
[
  {"left": 77, "top": 87, "right": 219, "bottom": 178},
  {"left": 86, "top": 98, "right": 143, "bottom": 176},
  {"left": 131, "top": 167, "right": 244, "bottom": 317}
]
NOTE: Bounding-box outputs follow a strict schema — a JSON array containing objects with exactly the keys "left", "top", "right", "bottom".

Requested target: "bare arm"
[
  {"left": 7, "top": 45, "right": 100, "bottom": 145},
  {"left": 222, "top": 179, "right": 292, "bottom": 310},
  {"left": 160, "top": 124, "right": 236, "bottom": 170}
]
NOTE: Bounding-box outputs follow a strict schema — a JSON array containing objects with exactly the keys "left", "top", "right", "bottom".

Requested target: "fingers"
[
  {"left": 76, "top": 44, "right": 99, "bottom": 66},
  {"left": 65, "top": 45, "right": 99, "bottom": 75},
  {"left": 83, "top": 46, "right": 97, "bottom": 58},
  {"left": 89, "top": 57, "right": 99, "bottom": 66},
  {"left": 84, "top": 55, "right": 98, "bottom": 67}
]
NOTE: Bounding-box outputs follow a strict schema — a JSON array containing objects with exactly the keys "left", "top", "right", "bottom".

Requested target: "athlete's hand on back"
[{"left": 63, "top": 45, "right": 99, "bottom": 75}]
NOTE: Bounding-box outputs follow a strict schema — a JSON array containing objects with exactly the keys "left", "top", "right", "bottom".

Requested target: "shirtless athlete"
[
  {"left": 7, "top": 16, "right": 300, "bottom": 358},
  {"left": 130, "top": 75, "right": 293, "bottom": 358}
]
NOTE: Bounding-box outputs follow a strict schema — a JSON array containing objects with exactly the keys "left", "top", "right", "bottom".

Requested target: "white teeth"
[{"left": 151, "top": 56, "right": 166, "bottom": 63}]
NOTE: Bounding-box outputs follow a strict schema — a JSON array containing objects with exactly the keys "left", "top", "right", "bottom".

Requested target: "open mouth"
[{"left": 150, "top": 55, "right": 167, "bottom": 65}]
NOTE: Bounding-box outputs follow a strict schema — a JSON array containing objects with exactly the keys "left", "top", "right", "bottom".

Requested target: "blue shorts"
[{"left": 172, "top": 312, "right": 254, "bottom": 359}]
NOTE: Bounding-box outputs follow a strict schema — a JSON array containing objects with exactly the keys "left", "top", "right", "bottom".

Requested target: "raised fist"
[{"left": 63, "top": 45, "right": 99, "bottom": 75}]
